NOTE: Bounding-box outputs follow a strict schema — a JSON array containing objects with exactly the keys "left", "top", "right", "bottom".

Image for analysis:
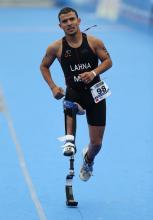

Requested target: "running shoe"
[{"left": 79, "top": 148, "right": 94, "bottom": 181}]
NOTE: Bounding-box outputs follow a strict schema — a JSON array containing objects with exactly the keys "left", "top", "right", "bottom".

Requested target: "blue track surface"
[{"left": 0, "top": 7, "right": 153, "bottom": 220}]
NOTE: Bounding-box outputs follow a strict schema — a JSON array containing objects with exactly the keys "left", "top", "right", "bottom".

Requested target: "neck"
[
  {"left": 66, "top": 31, "right": 82, "bottom": 47},
  {"left": 66, "top": 30, "right": 82, "bottom": 43}
]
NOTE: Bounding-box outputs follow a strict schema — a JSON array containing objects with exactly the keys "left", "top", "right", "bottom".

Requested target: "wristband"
[{"left": 91, "top": 70, "right": 97, "bottom": 77}]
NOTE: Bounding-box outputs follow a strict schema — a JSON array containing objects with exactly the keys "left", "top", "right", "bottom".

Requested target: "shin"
[
  {"left": 87, "top": 125, "right": 105, "bottom": 162},
  {"left": 87, "top": 143, "right": 102, "bottom": 162}
]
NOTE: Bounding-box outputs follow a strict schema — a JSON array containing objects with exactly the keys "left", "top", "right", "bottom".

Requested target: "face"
[{"left": 59, "top": 11, "right": 81, "bottom": 36}]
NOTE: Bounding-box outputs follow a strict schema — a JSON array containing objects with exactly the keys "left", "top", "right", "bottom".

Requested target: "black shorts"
[{"left": 65, "top": 87, "right": 106, "bottom": 126}]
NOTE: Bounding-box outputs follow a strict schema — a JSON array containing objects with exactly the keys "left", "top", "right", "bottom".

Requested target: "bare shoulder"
[
  {"left": 87, "top": 35, "right": 104, "bottom": 50},
  {"left": 87, "top": 34, "right": 111, "bottom": 59},
  {"left": 41, "top": 39, "right": 62, "bottom": 66},
  {"left": 46, "top": 39, "right": 62, "bottom": 56}
]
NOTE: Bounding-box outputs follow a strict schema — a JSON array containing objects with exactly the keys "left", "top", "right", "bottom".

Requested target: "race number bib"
[{"left": 90, "top": 80, "right": 111, "bottom": 103}]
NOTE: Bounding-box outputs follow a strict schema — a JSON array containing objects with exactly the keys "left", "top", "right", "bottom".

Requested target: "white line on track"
[{"left": 0, "top": 86, "right": 47, "bottom": 220}]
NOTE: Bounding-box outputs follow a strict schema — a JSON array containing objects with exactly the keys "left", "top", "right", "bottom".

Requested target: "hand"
[
  {"left": 51, "top": 86, "right": 65, "bottom": 100},
  {"left": 79, "top": 71, "right": 96, "bottom": 84}
]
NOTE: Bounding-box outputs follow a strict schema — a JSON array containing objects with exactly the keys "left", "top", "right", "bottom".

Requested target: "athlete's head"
[
  {"left": 58, "top": 7, "right": 78, "bottom": 21},
  {"left": 58, "top": 7, "right": 81, "bottom": 36}
]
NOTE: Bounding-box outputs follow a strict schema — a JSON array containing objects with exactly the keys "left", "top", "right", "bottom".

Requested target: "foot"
[
  {"left": 58, "top": 135, "right": 76, "bottom": 156},
  {"left": 79, "top": 148, "right": 94, "bottom": 181},
  {"left": 63, "top": 141, "right": 76, "bottom": 156}
]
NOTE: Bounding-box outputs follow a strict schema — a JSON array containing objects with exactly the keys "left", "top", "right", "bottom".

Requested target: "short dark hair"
[{"left": 58, "top": 7, "right": 78, "bottom": 21}]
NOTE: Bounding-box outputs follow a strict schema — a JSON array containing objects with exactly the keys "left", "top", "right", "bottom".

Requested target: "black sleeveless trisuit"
[{"left": 60, "top": 33, "right": 106, "bottom": 126}]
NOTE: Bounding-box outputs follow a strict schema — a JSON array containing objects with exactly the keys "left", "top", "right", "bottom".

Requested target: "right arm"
[{"left": 40, "top": 42, "right": 64, "bottom": 100}]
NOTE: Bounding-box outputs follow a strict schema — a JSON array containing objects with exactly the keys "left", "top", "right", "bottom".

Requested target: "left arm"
[
  {"left": 93, "top": 38, "right": 112, "bottom": 75},
  {"left": 79, "top": 37, "right": 112, "bottom": 83}
]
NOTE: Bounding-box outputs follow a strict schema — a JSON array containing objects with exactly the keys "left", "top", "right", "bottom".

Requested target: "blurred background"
[
  {"left": 0, "top": 0, "right": 153, "bottom": 30},
  {"left": 0, "top": 1, "right": 153, "bottom": 220}
]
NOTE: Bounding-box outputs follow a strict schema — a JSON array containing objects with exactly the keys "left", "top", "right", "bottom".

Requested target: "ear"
[
  {"left": 59, "top": 23, "right": 62, "bottom": 28},
  {"left": 78, "top": 18, "right": 81, "bottom": 24}
]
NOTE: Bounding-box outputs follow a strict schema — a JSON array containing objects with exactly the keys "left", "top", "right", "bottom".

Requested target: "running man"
[{"left": 40, "top": 7, "right": 112, "bottom": 181}]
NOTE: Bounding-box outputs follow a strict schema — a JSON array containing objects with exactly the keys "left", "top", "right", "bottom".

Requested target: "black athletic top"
[{"left": 61, "top": 33, "right": 100, "bottom": 90}]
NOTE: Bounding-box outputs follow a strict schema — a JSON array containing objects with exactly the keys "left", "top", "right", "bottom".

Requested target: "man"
[{"left": 40, "top": 7, "right": 112, "bottom": 181}]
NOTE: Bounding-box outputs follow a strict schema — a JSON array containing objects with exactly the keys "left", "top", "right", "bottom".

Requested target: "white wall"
[{"left": 0, "top": 0, "right": 54, "bottom": 7}]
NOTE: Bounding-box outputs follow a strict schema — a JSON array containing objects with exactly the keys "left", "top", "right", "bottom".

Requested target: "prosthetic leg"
[
  {"left": 65, "top": 156, "right": 78, "bottom": 207},
  {"left": 64, "top": 100, "right": 78, "bottom": 207}
]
